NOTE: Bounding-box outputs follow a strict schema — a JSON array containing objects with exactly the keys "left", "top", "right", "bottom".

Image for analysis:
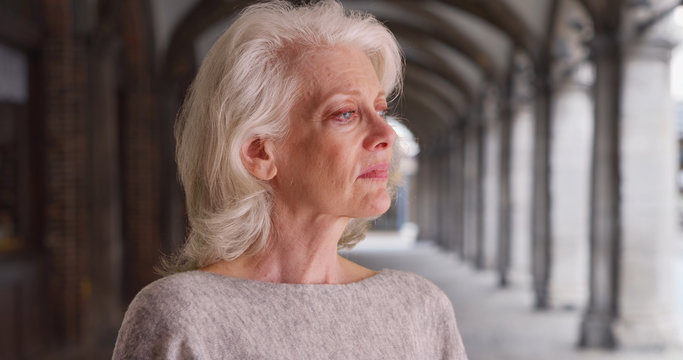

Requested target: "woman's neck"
[{"left": 202, "top": 205, "right": 375, "bottom": 284}]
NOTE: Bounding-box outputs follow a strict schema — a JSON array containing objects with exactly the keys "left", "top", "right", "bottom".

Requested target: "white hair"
[{"left": 163, "top": 0, "right": 403, "bottom": 273}]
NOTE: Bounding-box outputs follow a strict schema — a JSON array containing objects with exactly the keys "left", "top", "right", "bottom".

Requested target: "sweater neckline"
[{"left": 191, "top": 268, "right": 393, "bottom": 291}]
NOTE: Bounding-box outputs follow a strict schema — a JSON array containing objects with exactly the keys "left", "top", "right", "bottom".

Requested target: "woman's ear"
[{"left": 240, "top": 137, "right": 277, "bottom": 180}]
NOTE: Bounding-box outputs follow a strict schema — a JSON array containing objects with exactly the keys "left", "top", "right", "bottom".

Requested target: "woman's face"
[{"left": 272, "top": 45, "right": 396, "bottom": 221}]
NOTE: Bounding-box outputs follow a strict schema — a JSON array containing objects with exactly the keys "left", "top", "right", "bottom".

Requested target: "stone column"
[
  {"left": 509, "top": 52, "right": 535, "bottom": 286},
  {"left": 475, "top": 120, "right": 487, "bottom": 269},
  {"left": 548, "top": 0, "right": 593, "bottom": 310},
  {"left": 434, "top": 148, "right": 446, "bottom": 246},
  {"left": 549, "top": 71, "right": 593, "bottom": 309},
  {"left": 581, "top": 0, "right": 683, "bottom": 349},
  {"left": 579, "top": 28, "right": 622, "bottom": 348},
  {"left": 86, "top": 27, "right": 125, "bottom": 347},
  {"left": 532, "top": 69, "right": 552, "bottom": 309},
  {"left": 119, "top": 0, "right": 162, "bottom": 300},
  {"left": 463, "top": 121, "right": 481, "bottom": 262},
  {"left": 449, "top": 141, "right": 458, "bottom": 250},
  {"left": 441, "top": 147, "right": 451, "bottom": 247},
  {"left": 483, "top": 89, "right": 501, "bottom": 269},
  {"left": 416, "top": 152, "right": 431, "bottom": 241},
  {"left": 441, "top": 146, "right": 453, "bottom": 248},
  {"left": 509, "top": 105, "right": 534, "bottom": 285},
  {"left": 451, "top": 131, "right": 466, "bottom": 256},
  {"left": 614, "top": 1, "right": 682, "bottom": 348},
  {"left": 497, "top": 94, "right": 512, "bottom": 287},
  {"left": 426, "top": 151, "right": 439, "bottom": 242},
  {"left": 431, "top": 151, "right": 442, "bottom": 243},
  {"left": 442, "top": 137, "right": 454, "bottom": 250},
  {"left": 415, "top": 153, "right": 427, "bottom": 240},
  {"left": 42, "top": 0, "right": 90, "bottom": 344}
]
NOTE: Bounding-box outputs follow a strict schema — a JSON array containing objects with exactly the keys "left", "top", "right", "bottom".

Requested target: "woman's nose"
[{"left": 363, "top": 111, "right": 396, "bottom": 151}]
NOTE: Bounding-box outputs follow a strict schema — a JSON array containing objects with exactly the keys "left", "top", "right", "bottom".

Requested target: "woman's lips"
[{"left": 358, "top": 163, "right": 389, "bottom": 179}]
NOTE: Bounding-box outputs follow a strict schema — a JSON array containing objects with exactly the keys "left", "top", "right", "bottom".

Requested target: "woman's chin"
[{"left": 358, "top": 192, "right": 392, "bottom": 218}]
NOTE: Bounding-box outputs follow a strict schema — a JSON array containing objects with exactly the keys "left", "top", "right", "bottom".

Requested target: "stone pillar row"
[
  {"left": 412, "top": 0, "right": 682, "bottom": 351},
  {"left": 37, "top": 0, "right": 161, "bottom": 353},
  {"left": 42, "top": 0, "right": 90, "bottom": 345}
]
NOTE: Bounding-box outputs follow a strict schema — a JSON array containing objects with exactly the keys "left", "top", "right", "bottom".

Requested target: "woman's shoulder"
[
  {"left": 119, "top": 272, "right": 216, "bottom": 330},
  {"left": 131, "top": 271, "right": 217, "bottom": 309},
  {"left": 113, "top": 272, "right": 219, "bottom": 359},
  {"left": 123, "top": 270, "right": 251, "bottom": 331},
  {"left": 374, "top": 269, "right": 453, "bottom": 308},
  {"left": 376, "top": 269, "right": 446, "bottom": 293}
]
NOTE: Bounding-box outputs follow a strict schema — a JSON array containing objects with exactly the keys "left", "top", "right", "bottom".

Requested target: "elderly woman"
[{"left": 113, "top": 1, "right": 467, "bottom": 359}]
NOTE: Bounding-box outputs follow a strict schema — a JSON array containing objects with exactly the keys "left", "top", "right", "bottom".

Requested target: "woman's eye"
[
  {"left": 334, "top": 110, "right": 357, "bottom": 122},
  {"left": 340, "top": 111, "right": 355, "bottom": 120}
]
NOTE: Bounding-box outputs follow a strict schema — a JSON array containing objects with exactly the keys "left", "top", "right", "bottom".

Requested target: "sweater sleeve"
[
  {"left": 435, "top": 290, "right": 469, "bottom": 360},
  {"left": 112, "top": 286, "right": 209, "bottom": 360}
]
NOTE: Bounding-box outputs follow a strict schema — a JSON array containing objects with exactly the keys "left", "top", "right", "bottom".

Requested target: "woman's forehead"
[{"left": 296, "top": 46, "right": 383, "bottom": 99}]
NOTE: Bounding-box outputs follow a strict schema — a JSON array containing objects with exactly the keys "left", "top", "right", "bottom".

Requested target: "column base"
[{"left": 579, "top": 312, "right": 617, "bottom": 349}]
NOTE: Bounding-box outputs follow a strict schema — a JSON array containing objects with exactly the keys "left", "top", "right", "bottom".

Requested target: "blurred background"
[{"left": 2, "top": 0, "right": 683, "bottom": 359}]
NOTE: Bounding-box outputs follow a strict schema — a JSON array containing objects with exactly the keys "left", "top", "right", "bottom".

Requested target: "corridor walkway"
[{"left": 342, "top": 233, "right": 683, "bottom": 360}]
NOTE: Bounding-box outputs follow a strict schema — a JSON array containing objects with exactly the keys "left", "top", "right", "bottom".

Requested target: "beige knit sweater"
[{"left": 113, "top": 269, "right": 468, "bottom": 359}]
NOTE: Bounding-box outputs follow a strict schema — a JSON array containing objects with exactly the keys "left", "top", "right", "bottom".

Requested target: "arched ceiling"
[
  {"left": 404, "top": 65, "right": 465, "bottom": 115},
  {"left": 152, "top": 0, "right": 568, "bottom": 145}
]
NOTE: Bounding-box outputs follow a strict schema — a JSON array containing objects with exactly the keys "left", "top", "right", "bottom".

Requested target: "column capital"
[
  {"left": 551, "top": 0, "right": 594, "bottom": 89},
  {"left": 481, "top": 85, "right": 500, "bottom": 128},
  {"left": 622, "top": 0, "right": 683, "bottom": 59},
  {"left": 510, "top": 51, "right": 535, "bottom": 111}
]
